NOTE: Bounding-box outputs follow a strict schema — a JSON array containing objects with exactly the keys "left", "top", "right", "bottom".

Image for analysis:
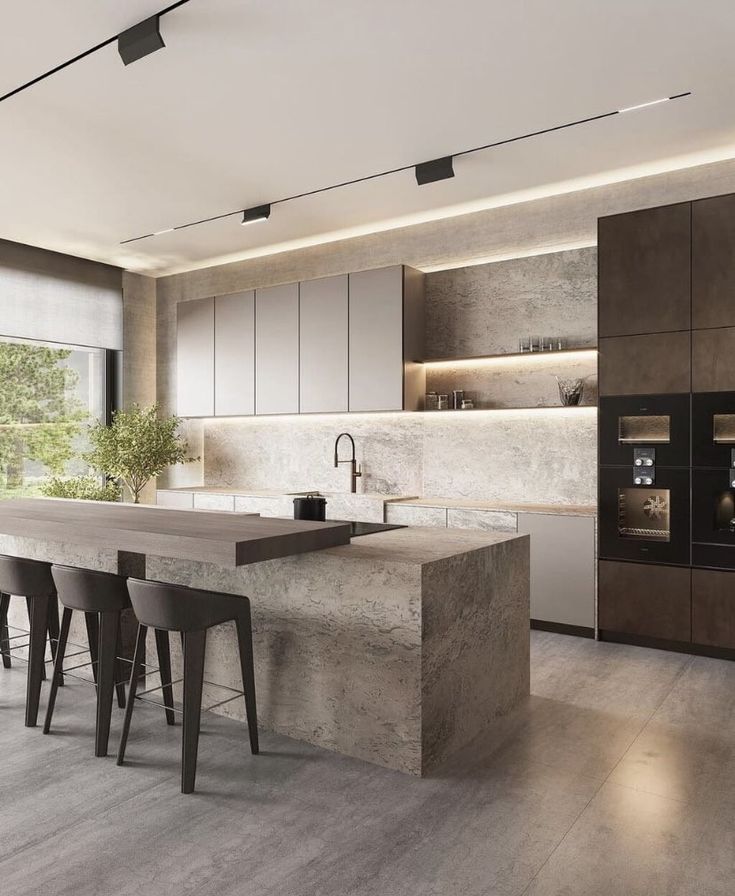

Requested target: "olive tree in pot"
[{"left": 85, "top": 404, "right": 197, "bottom": 504}]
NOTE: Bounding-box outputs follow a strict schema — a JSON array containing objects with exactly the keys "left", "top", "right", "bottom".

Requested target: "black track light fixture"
[
  {"left": 118, "top": 15, "right": 166, "bottom": 66},
  {"left": 415, "top": 156, "right": 455, "bottom": 186},
  {"left": 241, "top": 204, "right": 271, "bottom": 226}
]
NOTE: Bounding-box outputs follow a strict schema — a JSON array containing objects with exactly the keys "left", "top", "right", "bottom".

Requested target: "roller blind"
[{"left": 0, "top": 239, "right": 123, "bottom": 350}]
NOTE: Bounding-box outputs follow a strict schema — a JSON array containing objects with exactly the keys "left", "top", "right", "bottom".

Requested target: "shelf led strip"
[{"left": 421, "top": 348, "right": 598, "bottom": 369}]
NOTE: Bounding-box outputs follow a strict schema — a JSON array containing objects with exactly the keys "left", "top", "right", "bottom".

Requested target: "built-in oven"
[
  {"left": 599, "top": 394, "right": 690, "bottom": 468},
  {"left": 692, "top": 468, "right": 735, "bottom": 569},
  {"left": 692, "top": 392, "right": 735, "bottom": 469},
  {"left": 599, "top": 467, "right": 690, "bottom": 565}
]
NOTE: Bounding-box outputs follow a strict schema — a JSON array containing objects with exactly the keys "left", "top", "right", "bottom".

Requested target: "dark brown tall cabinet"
[{"left": 598, "top": 193, "right": 735, "bottom": 658}]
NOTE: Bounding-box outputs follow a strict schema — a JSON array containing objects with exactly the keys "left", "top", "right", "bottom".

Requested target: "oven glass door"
[
  {"left": 692, "top": 391, "right": 735, "bottom": 469},
  {"left": 600, "top": 394, "right": 690, "bottom": 468},
  {"left": 599, "top": 467, "right": 690, "bottom": 565}
]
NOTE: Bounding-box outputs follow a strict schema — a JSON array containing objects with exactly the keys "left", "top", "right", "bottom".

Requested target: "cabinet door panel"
[
  {"left": 598, "top": 203, "right": 691, "bottom": 337},
  {"left": 255, "top": 283, "right": 300, "bottom": 415},
  {"left": 599, "top": 332, "right": 691, "bottom": 396},
  {"left": 692, "top": 194, "right": 735, "bottom": 330},
  {"left": 598, "top": 560, "right": 691, "bottom": 642},
  {"left": 692, "top": 568, "right": 735, "bottom": 649},
  {"left": 299, "top": 275, "right": 348, "bottom": 413},
  {"left": 215, "top": 291, "right": 254, "bottom": 416},
  {"left": 518, "top": 514, "right": 595, "bottom": 628},
  {"left": 692, "top": 327, "right": 735, "bottom": 392},
  {"left": 349, "top": 267, "right": 404, "bottom": 412},
  {"left": 176, "top": 297, "right": 214, "bottom": 417}
]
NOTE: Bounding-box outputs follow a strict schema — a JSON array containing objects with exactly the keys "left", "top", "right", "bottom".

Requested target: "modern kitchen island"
[{"left": 0, "top": 499, "right": 530, "bottom": 776}]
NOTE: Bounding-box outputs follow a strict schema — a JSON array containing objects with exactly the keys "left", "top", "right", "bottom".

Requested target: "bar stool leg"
[
  {"left": 95, "top": 610, "right": 119, "bottom": 757},
  {"left": 0, "top": 593, "right": 11, "bottom": 669},
  {"left": 114, "top": 619, "right": 127, "bottom": 710},
  {"left": 117, "top": 623, "right": 147, "bottom": 766},
  {"left": 47, "top": 595, "right": 64, "bottom": 687},
  {"left": 25, "top": 594, "right": 50, "bottom": 727},
  {"left": 235, "top": 610, "right": 259, "bottom": 755},
  {"left": 27, "top": 597, "right": 46, "bottom": 682},
  {"left": 43, "top": 608, "right": 72, "bottom": 734},
  {"left": 85, "top": 612, "right": 99, "bottom": 686},
  {"left": 154, "top": 629, "right": 176, "bottom": 726},
  {"left": 181, "top": 629, "right": 206, "bottom": 794}
]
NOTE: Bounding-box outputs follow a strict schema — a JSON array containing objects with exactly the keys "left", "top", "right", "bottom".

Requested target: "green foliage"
[
  {"left": 0, "top": 342, "right": 86, "bottom": 488},
  {"left": 41, "top": 475, "right": 122, "bottom": 502},
  {"left": 86, "top": 404, "right": 197, "bottom": 503}
]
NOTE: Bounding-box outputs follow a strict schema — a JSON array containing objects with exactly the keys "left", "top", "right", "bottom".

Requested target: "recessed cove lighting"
[
  {"left": 241, "top": 204, "right": 271, "bottom": 226},
  {"left": 118, "top": 15, "right": 165, "bottom": 66},
  {"left": 415, "top": 156, "right": 455, "bottom": 185}
]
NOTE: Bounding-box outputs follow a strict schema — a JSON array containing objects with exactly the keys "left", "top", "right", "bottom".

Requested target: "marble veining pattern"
[
  {"left": 424, "top": 247, "right": 597, "bottom": 359},
  {"left": 0, "top": 526, "right": 528, "bottom": 776},
  {"left": 201, "top": 409, "right": 597, "bottom": 507}
]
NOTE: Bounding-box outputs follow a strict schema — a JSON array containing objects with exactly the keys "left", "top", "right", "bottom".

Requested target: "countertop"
[
  {"left": 386, "top": 496, "right": 597, "bottom": 517},
  {"left": 322, "top": 526, "right": 527, "bottom": 565},
  {"left": 0, "top": 498, "right": 352, "bottom": 567}
]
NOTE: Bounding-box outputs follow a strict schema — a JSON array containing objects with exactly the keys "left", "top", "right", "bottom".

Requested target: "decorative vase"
[{"left": 555, "top": 376, "right": 586, "bottom": 406}]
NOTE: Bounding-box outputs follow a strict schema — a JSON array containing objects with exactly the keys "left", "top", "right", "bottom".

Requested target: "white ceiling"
[{"left": 1, "top": 0, "right": 735, "bottom": 276}]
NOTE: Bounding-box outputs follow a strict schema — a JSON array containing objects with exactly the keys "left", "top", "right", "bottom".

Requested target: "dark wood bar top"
[{"left": 0, "top": 498, "right": 352, "bottom": 567}]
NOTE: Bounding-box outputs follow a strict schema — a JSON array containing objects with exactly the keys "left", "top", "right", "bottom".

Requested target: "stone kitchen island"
[{"left": 0, "top": 500, "right": 529, "bottom": 776}]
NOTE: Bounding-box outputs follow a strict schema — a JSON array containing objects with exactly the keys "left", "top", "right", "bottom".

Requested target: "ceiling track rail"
[{"left": 0, "top": 0, "right": 193, "bottom": 105}]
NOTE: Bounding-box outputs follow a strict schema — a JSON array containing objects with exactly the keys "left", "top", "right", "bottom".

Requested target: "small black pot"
[{"left": 293, "top": 494, "right": 327, "bottom": 522}]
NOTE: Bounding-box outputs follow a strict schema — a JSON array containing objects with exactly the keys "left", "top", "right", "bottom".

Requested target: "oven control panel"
[{"left": 633, "top": 447, "right": 655, "bottom": 485}]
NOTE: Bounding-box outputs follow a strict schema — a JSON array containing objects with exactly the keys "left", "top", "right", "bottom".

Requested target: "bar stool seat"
[
  {"left": 44, "top": 565, "right": 175, "bottom": 757},
  {"left": 118, "top": 578, "right": 258, "bottom": 793},
  {"left": 0, "top": 554, "right": 63, "bottom": 727}
]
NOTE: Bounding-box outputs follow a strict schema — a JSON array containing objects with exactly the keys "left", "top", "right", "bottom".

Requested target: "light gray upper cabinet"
[
  {"left": 214, "top": 291, "right": 255, "bottom": 416},
  {"left": 348, "top": 266, "right": 425, "bottom": 412},
  {"left": 176, "top": 267, "right": 425, "bottom": 417},
  {"left": 299, "top": 275, "right": 348, "bottom": 413},
  {"left": 176, "top": 297, "right": 214, "bottom": 417},
  {"left": 255, "top": 282, "right": 300, "bottom": 415}
]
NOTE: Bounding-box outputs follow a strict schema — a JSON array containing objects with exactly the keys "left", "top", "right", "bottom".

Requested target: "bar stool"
[
  {"left": 118, "top": 578, "right": 259, "bottom": 794},
  {"left": 0, "top": 554, "right": 63, "bottom": 727},
  {"left": 44, "top": 565, "right": 176, "bottom": 757}
]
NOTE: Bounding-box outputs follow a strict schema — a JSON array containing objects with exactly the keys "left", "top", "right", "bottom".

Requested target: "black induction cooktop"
[{"left": 331, "top": 520, "right": 407, "bottom": 537}]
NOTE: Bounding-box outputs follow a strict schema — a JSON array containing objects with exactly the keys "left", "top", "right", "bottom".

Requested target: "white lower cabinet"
[
  {"left": 385, "top": 504, "right": 447, "bottom": 527},
  {"left": 517, "top": 513, "right": 595, "bottom": 630},
  {"left": 193, "top": 493, "right": 235, "bottom": 512},
  {"left": 156, "top": 490, "right": 194, "bottom": 509},
  {"left": 446, "top": 508, "right": 517, "bottom": 532}
]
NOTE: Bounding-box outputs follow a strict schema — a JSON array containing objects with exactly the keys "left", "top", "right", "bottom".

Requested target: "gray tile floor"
[{"left": 1, "top": 630, "right": 734, "bottom": 896}]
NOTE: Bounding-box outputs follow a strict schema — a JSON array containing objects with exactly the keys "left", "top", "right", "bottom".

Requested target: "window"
[{"left": 0, "top": 335, "right": 108, "bottom": 498}]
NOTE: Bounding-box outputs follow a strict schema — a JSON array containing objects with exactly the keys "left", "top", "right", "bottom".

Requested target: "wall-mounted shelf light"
[{"left": 421, "top": 347, "right": 598, "bottom": 368}]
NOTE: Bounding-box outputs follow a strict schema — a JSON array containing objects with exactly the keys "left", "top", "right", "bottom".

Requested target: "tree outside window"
[{"left": 0, "top": 337, "right": 105, "bottom": 498}]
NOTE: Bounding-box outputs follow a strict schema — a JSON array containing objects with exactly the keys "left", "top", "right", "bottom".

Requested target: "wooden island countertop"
[{"left": 0, "top": 498, "right": 352, "bottom": 567}]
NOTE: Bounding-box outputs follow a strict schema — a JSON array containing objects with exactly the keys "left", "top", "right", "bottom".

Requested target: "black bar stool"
[
  {"left": 0, "top": 555, "right": 63, "bottom": 727},
  {"left": 118, "top": 578, "right": 258, "bottom": 794},
  {"left": 44, "top": 565, "right": 176, "bottom": 756}
]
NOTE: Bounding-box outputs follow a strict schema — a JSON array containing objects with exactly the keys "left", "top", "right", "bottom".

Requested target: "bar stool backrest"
[
  {"left": 51, "top": 565, "right": 131, "bottom": 613},
  {"left": 0, "top": 554, "right": 54, "bottom": 598},
  {"left": 127, "top": 578, "right": 246, "bottom": 633}
]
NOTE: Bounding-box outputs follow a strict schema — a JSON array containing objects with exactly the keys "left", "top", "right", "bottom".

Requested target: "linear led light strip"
[{"left": 120, "top": 91, "right": 692, "bottom": 244}]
